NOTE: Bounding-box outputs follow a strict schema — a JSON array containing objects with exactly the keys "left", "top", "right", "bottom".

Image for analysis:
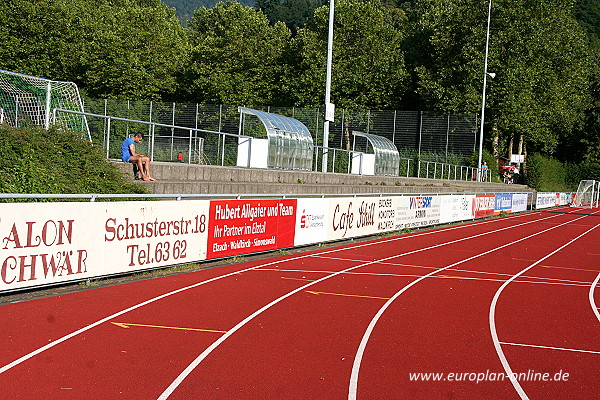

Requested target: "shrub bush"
[
  {"left": 526, "top": 153, "right": 572, "bottom": 191},
  {"left": 0, "top": 125, "right": 149, "bottom": 195}
]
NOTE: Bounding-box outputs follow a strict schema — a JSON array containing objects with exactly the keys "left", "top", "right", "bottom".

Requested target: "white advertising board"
[
  {"left": 326, "top": 197, "right": 379, "bottom": 240},
  {"left": 1, "top": 191, "right": 535, "bottom": 294},
  {"left": 559, "top": 192, "right": 572, "bottom": 206},
  {"left": 511, "top": 193, "right": 528, "bottom": 212},
  {"left": 439, "top": 195, "right": 475, "bottom": 224},
  {"left": 393, "top": 195, "right": 442, "bottom": 229},
  {"left": 294, "top": 198, "right": 328, "bottom": 246},
  {"left": 0, "top": 201, "right": 209, "bottom": 292},
  {"left": 535, "top": 192, "right": 559, "bottom": 209}
]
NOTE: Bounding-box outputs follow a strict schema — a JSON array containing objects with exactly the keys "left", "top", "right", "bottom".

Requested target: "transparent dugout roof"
[
  {"left": 239, "top": 107, "right": 314, "bottom": 171},
  {"left": 352, "top": 131, "right": 400, "bottom": 176}
]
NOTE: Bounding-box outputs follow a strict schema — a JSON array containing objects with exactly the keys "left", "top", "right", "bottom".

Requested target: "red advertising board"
[
  {"left": 207, "top": 199, "right": 297, "bottom": 258},
  {"left": 473, "top": 194, "right": 495, "bottom": 218}
]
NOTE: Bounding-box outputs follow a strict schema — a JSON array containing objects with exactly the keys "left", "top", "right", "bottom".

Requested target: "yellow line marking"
[
  {"left": 306, "top": 290, "right": 390, "bottom": 300},
  {"left": 281, "top": 277, "right": 315, "bottom": 282},
  {"left": 111, "top": 322, "right": 226, "bottom": 333},
  {"left": 540, "top": 265, "right": 600, "bottom": 273},
  {"left": 437, "top": 274, "right": 509, "bottom": 283}
]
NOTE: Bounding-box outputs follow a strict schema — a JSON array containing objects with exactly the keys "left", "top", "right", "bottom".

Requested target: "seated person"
[{"left": 121, "top": 133, "right": 156, "bottom": 181}]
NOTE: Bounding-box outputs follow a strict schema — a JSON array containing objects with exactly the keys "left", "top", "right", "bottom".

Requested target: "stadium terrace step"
[{"left": 113, "top": 160, "right": 534, "bottom": 196}]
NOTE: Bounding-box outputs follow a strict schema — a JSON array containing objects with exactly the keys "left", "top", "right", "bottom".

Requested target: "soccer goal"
[
  {"left": 571, "top": 180, "right": 600, "bottom": 208},
  {"left": 0, "top": 69, "right": 90, "bottom": 140}
]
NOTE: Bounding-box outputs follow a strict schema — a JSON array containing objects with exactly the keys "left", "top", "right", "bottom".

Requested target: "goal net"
[
  {"left": 571, "top": 180, "right": 599, "bottom": 208},
  {"left": 0, "top": 69, "right": 90, "bottom": 140}
]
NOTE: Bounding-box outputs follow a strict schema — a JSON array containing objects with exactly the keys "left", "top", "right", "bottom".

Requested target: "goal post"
[
  {"left": 0, "top": 69, "right": 90, "bottom": 140},
  {"left": 571, "top": 180, "right": 600, "bottom": 208}
]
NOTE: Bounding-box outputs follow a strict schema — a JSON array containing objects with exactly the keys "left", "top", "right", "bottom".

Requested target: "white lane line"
[
  {"left": 500, "top": 341, "right": 600, "bottom": 355},
  {"left": 158, "top": 212, "right": 562, "bottom": 399},
  {"left": 0, "top": 263, "right": 269, "bottom": 375},
  {"left": 0, "top": 209, "right": 548, "bottom": 376},
  {"left": 260, "top": 267, "right": 595, "bottom": 287},
  {"left": 489, "top": 220, "right": 600, "bottom": 400},
  {"left": 348, "top": 212, "right": 593, "bottom": 400},
  {"left": 590, "top": 273, "right": 600, "bottom": 323}
]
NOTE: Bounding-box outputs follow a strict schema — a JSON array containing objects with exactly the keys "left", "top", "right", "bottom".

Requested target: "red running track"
[{"left": 0, "top": 207, "right": 599, "bottom": 399}]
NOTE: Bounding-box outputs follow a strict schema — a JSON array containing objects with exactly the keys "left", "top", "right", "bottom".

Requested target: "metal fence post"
[
  {"left": 171, "top": 102, "right": 175, "bottom": 160},
  {"left": 446, "top": 114, "right": 450, "bottom": 161},
  {"left": 188, "top": 129, "right": 193, "bottom": 164},
  {"left": 150, "top": 123, "right": 156, "bottom": 162},
  {"left": 44, "top": 81, "right": 51, "bottom": 130},
  {"left": 418, "top": 111, "right": 423, "bottom": 159},
  {"left": 126, "top": 100, "right": 130, "bottom": 137},
  {"left": 147, "top": 101, "right": 153, "bottom": 155},
  {"left": 218, "top": 104, "right": 222, "bottom": 132},
  {"left": 105, "top": 118, "right": 111, "bottom": 158},
  {"left": 392, "top": 110, "right": 397, "bottom": 145},
  {"left": 15, "top": 98, "right": 19, "bottom": 128}
]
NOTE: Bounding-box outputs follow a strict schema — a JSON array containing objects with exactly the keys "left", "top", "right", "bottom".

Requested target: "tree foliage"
[
  {"left": 163, "top": 0, "right": 255, "bottom": 22},
  {"left": 181, "top": 0, "right": 291, "bottom": 105},
  {"left": 0, "top": 0, "right": 188, "bottom": 100},
  {"left": 288, "top": 0, "right": 409, "bottom": 108},
  {"left": 0, "top": 0, "right": 598, "bottom": 164},
  {"left": 406, "top": 0, "right": 592, "bottom": 157}
]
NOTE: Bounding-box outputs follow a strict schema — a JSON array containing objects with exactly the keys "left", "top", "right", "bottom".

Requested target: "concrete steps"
[{"left": 114, "top": 160, "right": 534, "bottom": 196}]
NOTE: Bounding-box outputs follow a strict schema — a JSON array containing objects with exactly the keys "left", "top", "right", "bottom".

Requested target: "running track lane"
[
  {"left": 0, "top": 212, "right": 545, "bottom": 398},
  {"left": 350, "top": 208, "right": 600, "bottom": 399},
  {"left": 0, "top": 209, "right": 597, "bottom": 399}
]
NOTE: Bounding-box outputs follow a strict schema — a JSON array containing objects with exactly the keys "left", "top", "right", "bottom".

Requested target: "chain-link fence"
[{"left": 81, "top": 98, "right": 485, "bottom": 180}]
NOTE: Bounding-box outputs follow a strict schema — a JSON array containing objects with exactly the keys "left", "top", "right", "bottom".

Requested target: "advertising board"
[
  {"left": 439, "top": 195, "right": 475, "bottom": 224},
  {"left": 536, "top": 192, "right": 559, "bottom": 209},
  {"left": 207, "top": 199, "right": 297, "bottom": 258},
  {"left": 511, "top": 193, "right": 528, "bottom": 212},
  {"left": 1, "top": 201, "right": 210, "bottom": 291},
  {"left": 473, "top": 194, "right": 496, "bottom": 218}
]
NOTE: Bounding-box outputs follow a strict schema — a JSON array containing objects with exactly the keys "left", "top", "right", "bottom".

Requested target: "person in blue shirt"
[
  {"left": 121, "top": 133, "right": 156, "bottom": 181},
  {"left": 481, "top": 161, "right": 488, "bottom": 180}
]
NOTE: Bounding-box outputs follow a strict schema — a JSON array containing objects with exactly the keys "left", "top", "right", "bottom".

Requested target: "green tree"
[
  {"left": 407, "top": 0, "right": 591, "bottom": 157},
  {"left": 181, "top": 0, "right": 292, "bottom": 105},
  {"left": 570, "top": 0, "right": 600, "bottom": 161},
  {"left": 163, "top": 0, "right": 256, "bottom": 22},
  {"left": 0, "top": 0, "right": 188, "bottom": 100},
  {"left": 80, "top": 0, "right": 189, "bottom": 100},
  {"left": 405, "top": 0, "right": 486, "bottom": 112},
  {"left": 490, "top": 0, "right": 591, "bottom": 156},
  {"left": 0, "top": 0, "right": 88, "bottom": 80},
  {"left": 288, "top": 0, "right": 409, "bottom": 108}
]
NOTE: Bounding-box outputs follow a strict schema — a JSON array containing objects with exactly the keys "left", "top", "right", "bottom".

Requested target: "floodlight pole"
[
  {"left": 322, "top": 0, "right": 335, "bottom": 173},
  {"left": 477, "top": 0, "right": 492, "bottom": 181}
]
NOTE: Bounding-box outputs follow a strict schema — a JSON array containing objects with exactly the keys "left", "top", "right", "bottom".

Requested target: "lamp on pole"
[
  {"left": 322, "top": 0, "right": 335, "bottom": 172},
  {"left": 477, "top": 0, "right": 492, "bottom": 181}
]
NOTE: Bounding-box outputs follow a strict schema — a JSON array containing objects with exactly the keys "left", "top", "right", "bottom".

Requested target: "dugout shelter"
[
  {"left": 237, "top": 107, "right": 314, "bottom": 171},
  {"left": 351, "top": 130, "right": 400, "bottom": 176}
]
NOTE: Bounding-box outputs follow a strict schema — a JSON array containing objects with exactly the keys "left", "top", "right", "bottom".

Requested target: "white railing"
[
  {"left": 53, "top": 108, "right": 254, "bottom": 167},
  {"left": 52, "top": 108, "right": 493, "bottom": 183}
]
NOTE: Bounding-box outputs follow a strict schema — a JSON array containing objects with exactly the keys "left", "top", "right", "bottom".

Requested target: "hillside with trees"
[
  {"left": 0, "top": 0, "right": 599, "bottom": 186},
  {"left": 163, "top": 0, "right": 255, "bottom": 21}
]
